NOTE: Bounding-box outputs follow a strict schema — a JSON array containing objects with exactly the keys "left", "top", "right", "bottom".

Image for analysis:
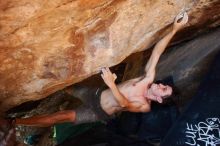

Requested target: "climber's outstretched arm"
[{"left": 144, "top": 12, "right": 189, "bottom": 82}]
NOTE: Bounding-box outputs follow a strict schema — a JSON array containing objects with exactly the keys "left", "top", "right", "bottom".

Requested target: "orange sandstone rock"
[{"left": 0, "top": 0, "right": 219, "bottom": 112}]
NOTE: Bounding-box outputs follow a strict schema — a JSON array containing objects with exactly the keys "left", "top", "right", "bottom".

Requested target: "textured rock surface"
[{"left": 0, "top": 0, "right": 220, "bottom": 112}]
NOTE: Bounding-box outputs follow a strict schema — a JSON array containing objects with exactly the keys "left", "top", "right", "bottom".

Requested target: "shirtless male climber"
[{"left": 1, "top": 13, "right": 188, "bottom": 130}]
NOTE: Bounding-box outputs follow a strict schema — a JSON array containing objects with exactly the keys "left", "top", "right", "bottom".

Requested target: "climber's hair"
[{"left": 155, "top": 76, "right": 179, "bottom": 105}]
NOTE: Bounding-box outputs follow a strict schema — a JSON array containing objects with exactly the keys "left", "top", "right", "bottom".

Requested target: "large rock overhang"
[{"left": 0, "top": 0, "right": 220, "bottom": 112}]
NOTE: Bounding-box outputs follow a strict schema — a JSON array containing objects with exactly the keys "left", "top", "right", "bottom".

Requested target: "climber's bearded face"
[{"left": 148, "top": 83, "right": 172, "bottom": 103}]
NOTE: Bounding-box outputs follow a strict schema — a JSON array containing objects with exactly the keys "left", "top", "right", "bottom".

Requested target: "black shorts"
[{"left": 74, "top": 87, "right": 111, "bottom": 124}]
